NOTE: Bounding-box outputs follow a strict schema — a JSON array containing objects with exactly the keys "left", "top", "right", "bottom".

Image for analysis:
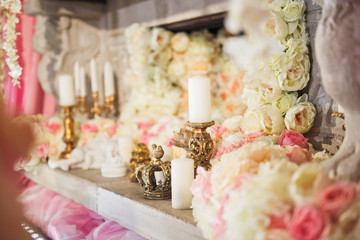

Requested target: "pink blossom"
[
  {"left": 106, "top": 122, "right": 121, "bottom": 138},
  {"left": 213, "top": 194, "right": 229, "bottom": 240},
  {"left": 216, "top": 141, "right": 243, "bottom": 161},
  {"left": 40, "top": 121, "right": 49, "bottom": 129},
  {"left": 318, "top": 181, "right": 358, "bottom": 219},
  {"left": 287, "top": 146, "right": 312, "bottom": 165},
  {"left": 269, "top": 211, "right": 292, "bottom": 229},
  {"left": 288, "top": 206, "right": 326, "bottom": 240},
  {"left": 81, "top": 123, "right": 99, "bottom": 133},
  {"left": 211, "top": 125, "right": 227, "bottom": 139},
  {"left": 48, "top": 122, "right": 61, "bottom": 135},
  {"left": 137, "top": 121, "right": 154, "bottom": 131},
  {"left": 190, "top": 167, "right": 213, "bottom": 204},
  {"left": 242, "top": 131, "right": 266, "bottom": 144},
  {"left": 278, "top": 129, "right": 309, "bottom": 150},
  {"left": 36, "top": 142, "right": 49, "bottom": 158}
]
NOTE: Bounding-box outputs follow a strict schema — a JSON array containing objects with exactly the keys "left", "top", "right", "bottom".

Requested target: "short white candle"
[
  {"left": 104, "top": 61, "right": 115, "bottom": 97},
  {"left": 171, "top": 158, "right": 194, "bottom": 209},
  {"left": 90, "top": 58, "right": 98, "bottom": 92},
  {"left": 74, "top": 61, "right": 80, "bottom": 96},
  {"left": 58, "top": 74, "right": 75, "bottom": 106},
  {"left": 154, "top": 171, "right": 165, "bottom": 185},
  {"left": 79, "top": 67, "right": 86, "bottom": 97},
  {"left": 188, "top": 76, "right": 211, "bottom": 123}
]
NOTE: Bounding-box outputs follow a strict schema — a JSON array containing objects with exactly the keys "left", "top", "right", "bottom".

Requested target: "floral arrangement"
[
  {"left": 191, "top": 127, "right": 360, "bottom": 240},
  {"left": 1, "top": 0, "right": 23, "bottom": 88},
  {"left": 121, "top": 24, "right": 246, "bottom": 122},
  {"left": 225, "top": 0, "right": 315, "bottom": 135}
]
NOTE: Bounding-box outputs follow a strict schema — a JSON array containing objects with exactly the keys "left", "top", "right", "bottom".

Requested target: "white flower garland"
[{"left": 1, "top": 0, "right": 22, "bottom": 88}]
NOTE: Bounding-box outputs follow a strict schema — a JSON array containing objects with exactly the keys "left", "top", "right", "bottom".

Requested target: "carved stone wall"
[{"left": 24, "top": 0, "right": 344, "bottom": 151}]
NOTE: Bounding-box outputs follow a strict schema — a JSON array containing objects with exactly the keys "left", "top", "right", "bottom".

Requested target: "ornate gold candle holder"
[
  {"left": 104, "top": 95, "right": 116, "bottom": 116},
  {"left": 136, "top": 144, "right": 171, "bottom": 200},
  {"left": 60, "top": 106, "right": 76, "bottom": 159},
  {"left": 172, "top": 121, "right": 215, "bottom": 171},
  {"left": 90, "top": 91, "right": 102, "bottom": 118},
  {"left": 76, "top": 96, "right": 89, "bottom": 114},
  {"left": 129, "top": 143, "right": 151, "bottom": 182}
]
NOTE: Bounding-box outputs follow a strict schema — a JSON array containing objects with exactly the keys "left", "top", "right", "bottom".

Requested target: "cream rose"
[
  {"left": 285, "top": 101, "right": 316, "bottom": 133},
  {"left": 259, "top": 104, "right": 285, "bottom": 135},
  {"left": 258, "top": 79, "right": 282, "bottom": 102},
  {"left": 277, "top": 55, "right": 310, "bottom": 91},
  {"left": 282, "top": 0, "right": 305, "bottom": 22},
  {"left": 171, "top": 32, "right": 190, "bottom": 53},
  {"left": 272, "top": 92, "right": 298, "bottom": 114},
  {"left": 150, "top": 27, "right": 172, "bottom": 51},
  {"left": 289, "top": 162, "right": 330, "bottom": 205},
  {"left": 265, "top": 16, "right": 289, "bottom": 40},
  {"left": 241, "top": 110, "right": 263, "bottom": 134}
]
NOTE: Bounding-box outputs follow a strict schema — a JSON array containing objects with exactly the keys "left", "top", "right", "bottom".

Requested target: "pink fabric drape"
[{"left": 3, "top": 0, "right": 56, "bottom": 117}]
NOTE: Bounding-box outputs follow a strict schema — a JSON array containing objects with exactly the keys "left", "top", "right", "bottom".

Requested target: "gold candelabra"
[
  {"left": 76, "top": 96, "right": 89, "bottom": 114},
  {"left": 171, "top": 121, "right": 215, "bottom": 171},
  {"left": 90, "top": 92, "right": 102, "bottom": 118},
  {"left": 60, "top": 106, "right": 76, "bottom": 159},
  {"left": 80, "top": 93, "right": 116, "bottom": 118},
  {"left": 104, "top": 95, "right": 116, "bottom": 115}
]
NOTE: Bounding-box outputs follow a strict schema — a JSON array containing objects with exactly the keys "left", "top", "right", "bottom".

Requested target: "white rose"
[
  {"left": 265, "top": 16, "right": 289, "bottom": 40},
  {"left": 289, "top": 162, "right": 330, "bottom": 205},
  {"left": 171, "top": 32, "right": 190, "bottom": 53},
  {"left": 150, "top": 27, "right": 172, "bottom": 51},
  {"left": 222, "top": 115, "right": 243, "bottom": 132},
  {"left": 259, "top": 104, "right": 285, "bottom": 134},
  {"left": 186, "top": 31, "right": 214, "bottom": 58},
  {"left": 258, "top": 78, "right": 282, "bottom": 102},
  {"left": 241, "top": 110, "right": 263, "bottom": 134},
  {"left": 285, "top": 101, "right": 316, "bottom": 133},
  {"left": 186, "top": 56, "right": 212, "bottom": 76},
  {"left": 167, "top": 60, "right": 186, "bottom": 82},
  {"left": 282, "top": 0, "right": 305, "bottom": 22},
  {"left": 148, "top": 47, "right": 172, "bottom": 67},
  {"left": 272, "top": 92, "right": 298, "bottom": 114},
  {"left": 241, "top": 88, "right": 264, "bottom": 110},
  {"left": 277, "top": 54, "right": 310, "bottom": 91}
]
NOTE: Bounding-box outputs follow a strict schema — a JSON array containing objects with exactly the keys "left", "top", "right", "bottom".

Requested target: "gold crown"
[
  {"left": 129, "top": 143, "right": 151, "bottom": 182},
  {"left": 136, "top": 144, "right": 171, "bottom": 200}
]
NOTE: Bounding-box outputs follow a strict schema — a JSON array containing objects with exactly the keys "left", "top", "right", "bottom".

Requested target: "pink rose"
[
  {"left": 287, "top": 146, "right": 312, "bottom": 165},
  {"left": 318, "top": 181, "right": 358, "bottom": 219},
  {"left": 137, "top": 121, "right": 154, "bottom": 131},
  {"left": 269, "top": 211, "right": 292, "bottom": 229},
  {"left": 278, "top": 129, "right": 309, "bottom": 150},
  {"left": 211, "top": 125, "right": 227, "bottom": 139},
  {"left": 190, "top": 167, "right": 213, "bottom": 204},
  {"left": 48, "top": 122, "right": 61, "bottom": 135},
  {"left": 289, "top": 206, "right": 326, "bottom": 240},
  {"left": 36, "top": 142, "right": 49, "bottom": 158},
  {"left": 242, "top": 131, "right": 266, "bottom": 144},
  {"left": 81, "top": 123, "right": 99, "bottom": 133}
]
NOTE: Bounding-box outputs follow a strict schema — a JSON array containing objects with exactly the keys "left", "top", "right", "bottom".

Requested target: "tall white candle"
[
  {"left": 104, "top": 61, "right": 115, "bottom": 97},
  {"left": 90, "top": 58, "right": 98, "bottom": 92},
  {"left": 188, "top": 76, "right": 211, "bottom": 123},
  {"left": 79, "top": 67, "right": 86, "bottom": 97},
  {"left": 74, "top": 61, "right": 80, "bottom": 96},
  {"left": 58, "top": 74, "right": 75, "bottom": 106},
  {"left": 171, "top": 158, "right": 194, "bottom": 209}
]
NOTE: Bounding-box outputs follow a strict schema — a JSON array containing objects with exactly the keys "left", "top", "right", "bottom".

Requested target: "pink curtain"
[{"left": 3, "top": 0, "right": 57, "bottom": 117}]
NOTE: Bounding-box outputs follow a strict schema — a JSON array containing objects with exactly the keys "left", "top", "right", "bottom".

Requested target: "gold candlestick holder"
[
  {"left": 90, "top": 91, "right": 102, "bottom": 118},
  {"left": 60, "top": 106, "right": 76, "bottom": 159},
  {"left": 171, "top": 121, "right": 215, "bottom": 171},
  {"left": 76, "top": 96, "right": 89, "bottom": 114},
  {"left": 104, "top": 95, "right": 116, "bottom": 115}
]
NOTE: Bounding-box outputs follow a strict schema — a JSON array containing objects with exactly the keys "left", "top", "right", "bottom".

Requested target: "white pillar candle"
[
  {"left": 104, "top": 61, "right": 115, "bottom": 97},
  {"left": 79, "top": 66, "right": 86, "bottom": 97},
  {"left": 74, "top": 61, "right": 80, "bottom": 96},
  {"left": 58, "top": 74, "right": 75, "bottom": 106},
  {"left": 171, "top": 158, "right": 194, "bottom": 209},
  {"left": 90, "top": 58, "right": 98, "bottom": 92},
  {"left": 154, "top": 171, "right": 165, "bottom": 185},
  {"left": 188, "top": 76, "right": 211, "bottom": 123}
]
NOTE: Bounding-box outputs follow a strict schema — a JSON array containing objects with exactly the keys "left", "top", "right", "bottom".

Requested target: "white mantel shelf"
[{"left": 24, "top": 163, "right": 204, "bottom": 240}]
